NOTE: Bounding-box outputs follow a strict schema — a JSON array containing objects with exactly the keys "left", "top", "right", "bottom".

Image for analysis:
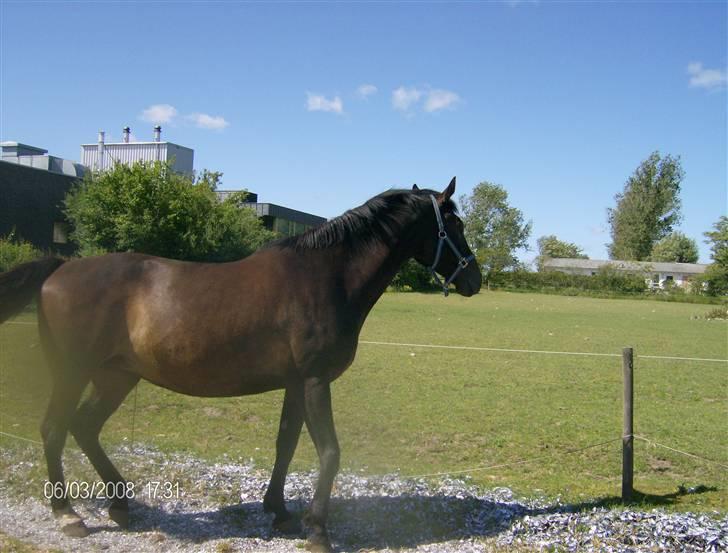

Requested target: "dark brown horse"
[{"left": 0, "top": 178, "right": 481, "bottom": 552}]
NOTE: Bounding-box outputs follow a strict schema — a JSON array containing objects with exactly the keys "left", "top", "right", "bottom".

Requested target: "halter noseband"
[{"left": 428, "top": 194, "right": 475, "bottom": 297}]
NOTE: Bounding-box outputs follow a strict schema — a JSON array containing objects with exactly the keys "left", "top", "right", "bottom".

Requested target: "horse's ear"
[
  {"left": 440, "top": 177, "right": 456, "bottom": 201},
  {"left": 412, "top": 184, "right": 419, "bottom": 191}
]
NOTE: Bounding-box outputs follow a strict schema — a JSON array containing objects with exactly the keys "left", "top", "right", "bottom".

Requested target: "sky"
[{"left": 1, "top": 0, "right": 726, "bottom": 264}]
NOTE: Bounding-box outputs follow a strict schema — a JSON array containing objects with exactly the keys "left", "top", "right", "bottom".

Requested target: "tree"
[
  {"left": 607, "top": 152, "right": 684, "bottom": 261},
  {"left": 649, "top": 232, "right": 698, "bottom": 263},
  {"left": 460, "top": 181, "right": 531, "bottom": 278},
  {"left": 702, "top": 216, "right": 728, "bottom": 295},
  {"left": 536, "top": 235, "right": 588, "bottom": 271},
  {"left": 64, "top": 161, "right": 274, "bottom": 261}
]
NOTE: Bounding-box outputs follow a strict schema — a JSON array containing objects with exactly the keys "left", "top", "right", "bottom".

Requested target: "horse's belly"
[
  {"left": 129, "top": 328, "right": 292, "bottom": 397},
  {"left": 140, "top": 361, "right": 288, "bottom": 397}
]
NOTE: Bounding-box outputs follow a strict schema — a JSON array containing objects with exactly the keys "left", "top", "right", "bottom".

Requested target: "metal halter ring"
[{"left": 427, "top": 195, "right": 475, "bottom": 297}]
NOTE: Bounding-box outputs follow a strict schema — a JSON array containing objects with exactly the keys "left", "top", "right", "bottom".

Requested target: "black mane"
[{"left": 272, "top": 188, "right": 456, "bottom": 253}]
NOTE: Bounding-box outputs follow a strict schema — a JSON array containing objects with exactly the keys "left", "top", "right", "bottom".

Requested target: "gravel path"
[{"left": 1, "top": 445, "right": 725, "bottom": 552}]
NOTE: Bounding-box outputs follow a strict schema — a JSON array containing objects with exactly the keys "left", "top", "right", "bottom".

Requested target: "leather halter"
[{"left": 428, "top": 195, "right": 475, "bottom": 297}]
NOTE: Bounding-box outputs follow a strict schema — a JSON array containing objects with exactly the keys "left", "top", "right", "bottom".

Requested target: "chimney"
[
  {"left": 122, "top": 126, "right": 131, "bottom": 143},
  {"left": 153, "top": 125, "right": 161, "bottom": 142},
  {"left": 97, "top": 131, "right": 105, "bottom": 170}
]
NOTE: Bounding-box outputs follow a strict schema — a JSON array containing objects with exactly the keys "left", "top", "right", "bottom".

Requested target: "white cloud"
[
  {"left": 140, "top": 104, "right": 178, "bottom": 124},
  {"left": 687, "top": 62, "right": 727, "bottom": 90},
  {"left": 392, "top": 86, "right": 423, "bottom": 111},
  {"left": 306, "top": 93, "right": 344, "bottom": 114},
  {"left": 187, "top": 113, "right": 230, "bottom": 130},
  {"left": 424, "top": 89, "right": 461, "bottom": 112},
  {"left": 357, "top": 84, "right": 378, "bottom": 99},
  {"left": 139, "top": 104, "right": 230, "bottom": 130},
  {"left": 392, "top": 86, "right": 461, "bottom": 113}
]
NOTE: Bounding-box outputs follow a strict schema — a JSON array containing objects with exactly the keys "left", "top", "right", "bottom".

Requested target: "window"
[
  {"left": 53, "top": 222, "right": 68, "bottom": 244},
  {"left": 274, "top": 218, "right": 289, "bottom": 236},
  {"left": 665, "top": 275, "right": 673, "bottom": 281}
]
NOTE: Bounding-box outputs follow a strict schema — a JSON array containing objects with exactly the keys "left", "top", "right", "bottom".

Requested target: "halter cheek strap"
[{"left": 428, "top": 194, "right": 475, "bottom": 297}]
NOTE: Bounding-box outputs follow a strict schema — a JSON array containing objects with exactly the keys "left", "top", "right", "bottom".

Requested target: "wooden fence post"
[{"left": 622, "top": 347, "right": 634, "bottom": 502}]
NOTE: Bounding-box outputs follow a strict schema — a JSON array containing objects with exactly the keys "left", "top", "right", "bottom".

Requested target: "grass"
[{"left": 1, "top": 290, "right": 726, "bottom": 513}]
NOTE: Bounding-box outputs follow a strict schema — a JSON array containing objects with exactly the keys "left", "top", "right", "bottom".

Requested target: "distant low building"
[
  {"left": 244, "top": 201, "right": 327, "bottom": 236},
  {"left": 217, "top": 191, "right": 326, "bottom": 236},
  {"left": 542, "top": 258, "right": 708, "bottom": 289},
  {"left": 0, "top": 142, "right": 85, "bottom": 254},
  {"left": 1, "top": 141, "right": 86, "bottom": 178}
]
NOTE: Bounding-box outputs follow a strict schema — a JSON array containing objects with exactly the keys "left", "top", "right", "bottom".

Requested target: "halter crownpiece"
[{"left": 428, "top": 194, "right": 476, "bottom": 297}]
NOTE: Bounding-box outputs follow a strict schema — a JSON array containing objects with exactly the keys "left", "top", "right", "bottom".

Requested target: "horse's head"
[{"left": 413, "top": 178, "right": 482, "bottom": 297}]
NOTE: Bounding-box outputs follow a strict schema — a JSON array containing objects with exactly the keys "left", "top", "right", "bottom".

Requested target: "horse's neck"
[{"left": 342, "top": 218, "right": 424, "bottom": 318}]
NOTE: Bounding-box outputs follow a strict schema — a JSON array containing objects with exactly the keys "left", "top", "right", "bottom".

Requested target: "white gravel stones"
[
  {"left": 0, "top": 444, "right": 725, "bottom": 552},
  {"left": 500, "top": 509, "right": 728, "bottom": 552}
]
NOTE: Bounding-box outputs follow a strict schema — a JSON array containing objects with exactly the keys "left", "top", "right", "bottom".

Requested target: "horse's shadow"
[
  {"left": 90, "top": 485, "right": 716, "bottom": 551},
  {"left": 118, "top": 494, "right": 522, "bottom": 549}
]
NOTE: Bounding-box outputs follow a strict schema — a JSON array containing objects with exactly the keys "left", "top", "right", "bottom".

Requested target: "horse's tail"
[{"left": 0, "top": 257, "right": 66, "bottom": 323}]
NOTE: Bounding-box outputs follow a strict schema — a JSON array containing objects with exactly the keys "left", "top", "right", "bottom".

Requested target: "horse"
[{"left": 0, "top": 178, "right": 481, "bottom": 552}]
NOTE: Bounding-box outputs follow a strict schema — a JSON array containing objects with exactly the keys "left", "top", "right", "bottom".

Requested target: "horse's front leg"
[
  {"left": 263, "top": 381, "right": 304, "bottom": 533},
  {"left": 302, "top": 376, "right": 340, "bottom": 553}
]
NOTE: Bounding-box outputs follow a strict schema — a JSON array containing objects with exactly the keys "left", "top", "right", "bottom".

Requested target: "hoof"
[
  {"left": 109, "top": 505, "right": 129, "bottom": 529},
  {"left": 305, "top": 535, "right": 333, "bottom": 553},
  {"left": 56, "top": 513, "right": 89, "bottom": 538},
  {"left": 273, "top": 514, "right": 302, "bottom": 535}
]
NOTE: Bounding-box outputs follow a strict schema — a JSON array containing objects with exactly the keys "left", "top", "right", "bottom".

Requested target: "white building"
[
  {"left": 542, "top": 258, "right": 708, "bottom": 289},
  {"left": 80, "top": 126, "right": 193, "bottom": 174}
]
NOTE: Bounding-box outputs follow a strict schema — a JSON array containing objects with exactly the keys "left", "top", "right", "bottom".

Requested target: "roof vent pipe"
[
  {"left": 97, "top": 131, "right": 105, "bottom": 170},
  {"left": 122, "top": 127, "right": 131, "bottom": 143},
  {"left": 153, "top": 125, "right": 161, "bottom": 142}
]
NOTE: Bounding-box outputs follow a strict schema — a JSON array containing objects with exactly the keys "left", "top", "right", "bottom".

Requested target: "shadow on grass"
[
  {"left": 569, "top": 485, "right": 719, "bottom": 510},
  {"left": 99, "top": 485, "right": 717, "bottom": 551}
]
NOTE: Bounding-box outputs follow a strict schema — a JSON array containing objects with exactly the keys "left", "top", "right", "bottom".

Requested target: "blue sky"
[{"left": 1, "top": 0, "right": 725, "bottom": 263}]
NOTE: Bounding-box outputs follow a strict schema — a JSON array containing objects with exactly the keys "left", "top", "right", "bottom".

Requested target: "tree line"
[
  {"left": 1, "top": 155, "right": 726, "bottom": 296},
  {"left": 454, "top": 152, "right": 726, "bottom": 296}
]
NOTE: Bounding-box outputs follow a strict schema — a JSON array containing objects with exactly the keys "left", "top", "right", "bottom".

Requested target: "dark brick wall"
[{"left": 0, "top": 161, "right": 79, "bottom": 254}]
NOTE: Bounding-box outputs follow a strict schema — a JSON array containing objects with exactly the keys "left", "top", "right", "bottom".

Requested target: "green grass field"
[{"left": 1, "top": 291, "right": 726, "bottom": 512}]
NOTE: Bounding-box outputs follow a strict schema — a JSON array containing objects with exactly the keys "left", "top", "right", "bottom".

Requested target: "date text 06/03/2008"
[{"left": 43, "top": 480, "right": 182, "bottom": 500}]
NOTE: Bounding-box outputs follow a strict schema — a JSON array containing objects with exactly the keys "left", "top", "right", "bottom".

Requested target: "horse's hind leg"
[
  {"left": 40, "top": 373, "right": 90, "bottom": 537},
  {"left": 263, "top": 381, "right": 304, "bottom": 534},
  {"left": 70, "top": 369, "right": 139, "bottom": 529}
]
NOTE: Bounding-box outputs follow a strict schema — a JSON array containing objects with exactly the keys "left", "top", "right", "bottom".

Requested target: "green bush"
[
  {"left": 64, "top": 162, "right": 275, "bottom": 262},
  {"left": 490, "top": 266, "right": 647, "bottom": 294},
  {"left": 390, "top": 259, "right": 436, "bottom": 292},
  {"left": 0, "top": 235, "right": 44, "bottom": 272},
  {"left": 487, "top": 266, "right": 724, "bottom": 304}
]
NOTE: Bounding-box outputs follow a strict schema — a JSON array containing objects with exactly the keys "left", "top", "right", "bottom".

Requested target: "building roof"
[
  {"left": 1, "top": 141, "right": 49, "bottom": 156},
  {"left": 80, "top": 141, "right": 192, "bottom": 150},
  {"left": 217, "top": 190, "right": 258, "bottom": 203},
  {"left": 542, "top": 258, "right": 708, "bottom": 275},
  {"left": 246, "top": 202, "right": 327, "bottom": 227}
]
